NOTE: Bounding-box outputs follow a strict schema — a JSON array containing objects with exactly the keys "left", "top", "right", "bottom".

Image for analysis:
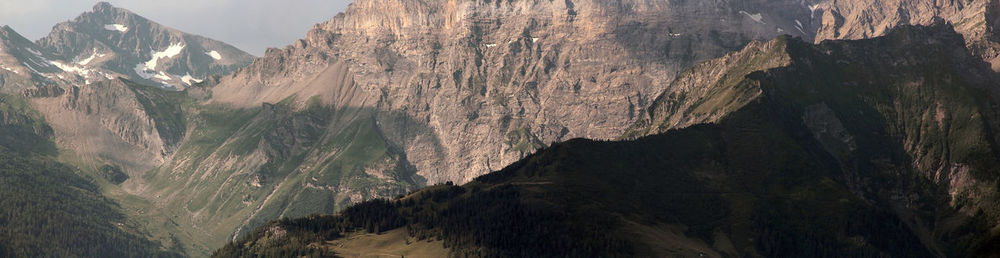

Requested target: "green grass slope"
[{"left": 135, "top": 95, "right": 427, "bottom": 254}]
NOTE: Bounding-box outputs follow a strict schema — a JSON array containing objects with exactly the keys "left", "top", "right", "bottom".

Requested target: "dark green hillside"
[
  {"left": 215, "top": 23, "right": 1000, "bottom": 257},
  {"left": 214, "top": 100, "right": 938, "bottom": 257},
  {"left": 0, "top": 94, "right": 175, "bottom": 257}
]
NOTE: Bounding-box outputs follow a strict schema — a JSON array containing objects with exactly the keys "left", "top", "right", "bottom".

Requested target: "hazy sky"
[{"left": 0, "top": 0, "right": 353, "bottom": 56}]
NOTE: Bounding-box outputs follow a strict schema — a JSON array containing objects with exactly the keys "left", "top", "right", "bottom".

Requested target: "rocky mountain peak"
[
  {"left": 32, "top": 2, "right": 254, "bottom": 89},
  {"left": 92, "top": 1, "right": 115, "bottom": 12}
]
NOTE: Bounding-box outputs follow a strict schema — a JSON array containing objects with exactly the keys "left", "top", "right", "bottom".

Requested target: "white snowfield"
[
  {"left": 739, "top": 11, "right": 765, "bottom": 24},
  {"left": 49, "top": 60, "right": 93, "bottom": 77},
  {"left": 144, "top": 43, "right": 185, "bottom": 70},
  {"left": 104, "top": 24, "right": 128, "bottom": 32},
  {"left": 206, "top": 50, "right": 222, "bottom": 60},
  {"left": 133, "top": 64, "right": 154, "bottom": 79},
  {"left": 180, "top": 73, "right": 203, "bottom": 85},
  {"left": 153, "top": 71, "right": 171, "bottom": 81}
]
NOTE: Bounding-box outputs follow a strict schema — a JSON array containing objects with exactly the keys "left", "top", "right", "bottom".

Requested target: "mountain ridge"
[
  {"left": 3, "top": 1, "right": 1000, "bottom": 256},
  {"left": 215, "top": 22, "right": 1000, "bottom": 257}
]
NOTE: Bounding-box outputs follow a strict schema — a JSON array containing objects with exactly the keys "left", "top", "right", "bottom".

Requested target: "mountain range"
[
  {"left": 218, "top": 21, "right": 1000, "bottom": 257},
  {"left": 0, "top": 0, "right": 999, "bottom": 257}
]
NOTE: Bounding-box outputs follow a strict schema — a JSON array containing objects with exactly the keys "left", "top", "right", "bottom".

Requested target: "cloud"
[{"left": 0, "top": 0, "right": 352, "bottom": 55}]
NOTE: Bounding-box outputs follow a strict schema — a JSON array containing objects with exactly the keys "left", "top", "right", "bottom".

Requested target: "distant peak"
[{"left": 93, "top": 2, "right": 114, "bottom": 11}]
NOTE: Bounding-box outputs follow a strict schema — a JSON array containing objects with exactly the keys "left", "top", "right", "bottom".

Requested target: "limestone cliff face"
[
  {"left": 213, "top": 0, "right": 820, "bottom": 184},
  {"left": 29, "top": 79, "right": 184, "bottom": 174},
  {"left": 810, "top": 0, "right": 1000, "bottom": 70}
]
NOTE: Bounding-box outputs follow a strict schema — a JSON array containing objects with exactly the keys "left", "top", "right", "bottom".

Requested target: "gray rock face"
[
  {"left": 30, "top": 2, "right": 254, "bottom": 89},
  {"left": 810, "top": 0, "right": 1000, "bottom": 70},
  {"left": 29, "top": 79, "right": 185, "bottom": 176},
  {"left": 212, "top": 0, "right": 824, "bottom": 184}
]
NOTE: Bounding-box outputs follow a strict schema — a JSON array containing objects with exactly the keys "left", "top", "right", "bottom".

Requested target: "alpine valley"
[{"left": 2, "top": 1, "right": 1000, "bottom": 257}]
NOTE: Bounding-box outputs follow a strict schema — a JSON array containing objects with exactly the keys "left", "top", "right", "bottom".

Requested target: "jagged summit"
[
  {"left": 92, "top": 1, "right": 114, "bottom": 11},
  {"left": 4, "top": 1, "right": 256, "bottom": 90}
]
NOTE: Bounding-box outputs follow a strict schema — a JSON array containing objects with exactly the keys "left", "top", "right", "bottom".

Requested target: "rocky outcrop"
[
  {"left": 811, "top": 0, "right": 1000, "bottom": 70},
  {"left": 624, "top": 38, "right": 792, "bottom": 137},
  {"left": 29, "top": 79, "right": 185, "bottom": 175}
]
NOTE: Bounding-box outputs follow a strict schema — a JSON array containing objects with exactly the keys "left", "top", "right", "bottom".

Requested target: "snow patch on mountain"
[
  {"left": 24, "top": 47, "right": 43, "bottom": 57},
  {"left": 739, "top": 11, "right": 766, "bottom": 24},
  {"left": 74, "top": 49, "right": 104, "bottom": 65},
  {"left": 144, "top": 43, "right": 185, "bottom": 70},
  {"left": 50, "top": 60, "right": 93, "bottom": 77},
  {"left": 808, "top": 4, "right": 820, "bottom": 19},
  {"left": 133, "top": 64, "right": 154, "bottom": 79},
  {"left": 104, "top": 24, "right": 128, "bottom": 32},
  {"left": 153, "top": 71, "right": 171, "bottom": 81},
  {"left": 22, "top": 62, "right": 43, "bottom": 75},
  {"left": 179, "top": 73, "right": 203, "bottom": 85},
  {"left": 794, "top": 20, "right": 807, "bottom": 34},
  {"left": 206, "top": 51, "right": 222, "bottom": 60}
]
